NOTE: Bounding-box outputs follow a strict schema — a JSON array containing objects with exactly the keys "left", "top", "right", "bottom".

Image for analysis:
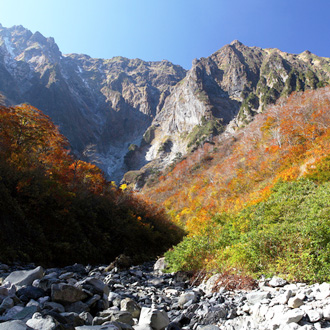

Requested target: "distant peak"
[{"left": 230, "top": 40, "right": 243, "bottom": 46}]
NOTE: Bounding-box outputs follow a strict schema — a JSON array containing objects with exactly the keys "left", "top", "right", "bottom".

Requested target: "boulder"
[
  {"left": 111, "top": 310, "right": 134, "bottom": 326},
  {"left": 4, "top": 266, "right": 44, "bottom": 288},
  {"left": 281, "top": 309, "right": 305, "bottom": 324},
  {"left": 26, "top": 312, "right": 59, "bottom": 329},
  {"left": 16, "top": 286, "right": 45, "bottom": 303},
  {"left": 0, "top": 320, "right": 32, "bottom": 330},
  {"left": 178, "top": 291, "right": 197, "bottom": 307},
  {"left": 288, "top": 297, "right": 304, "bottom": 309},
  {"left": 121, "top": 298, "right": 141, "bottom": 318},
  {"left": 51, "top": 283, "right": 88, "bottom": 303},
  {"left": 153, "top": 258, "right": 168, "bottom": 272},
  {"left": 306, "top": 309, "right": 322, "bottom": 323},
  {"left": 268, "top": 277, "right": 287, "bottom": 288},
  {"left": 138, "top": 307, "right": 169, "bottom": 330},
  {"left": 246, "top": 291, "right": 271, "bottom": 305}
]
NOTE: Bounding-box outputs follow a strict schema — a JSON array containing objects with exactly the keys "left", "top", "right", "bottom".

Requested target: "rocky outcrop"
[
  {"left": 135, "top": 41, "right": 330, "bottom": 182},
  {"left": 1, "top": 262, "right": 330, "bottom": 329},
  {"left": 0, "top": 24, "right": 186, "bottom": 181}
]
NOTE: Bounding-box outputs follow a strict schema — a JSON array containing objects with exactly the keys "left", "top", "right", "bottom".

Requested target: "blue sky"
[{"left": 0, "top": 0, "right": 329, "bottom": 69}]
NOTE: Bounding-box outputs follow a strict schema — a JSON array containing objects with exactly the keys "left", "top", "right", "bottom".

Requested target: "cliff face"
[
  {"left": 0, "top": 24, "right": 186, "bottom": 180},
  {"left": 0, "top": 24, "right": 330, "bottom": 183},
  {"left": 132, "top": 40, "right": 330, "bottom": 185}
]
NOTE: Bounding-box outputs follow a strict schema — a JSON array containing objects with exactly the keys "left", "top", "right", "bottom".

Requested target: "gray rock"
[
  {"left": 60, "top": 312, "right": 84, "bottom": 326},
  {"left": 16, "top": 286, "right": 45, "bottom": 303},
  {"left": 92, "top": 315, "right": 112, "bottom": 325},
  {"left": 111, "top": 311, "right": 134, "bottom": 326},
  {"left": 153, "top": 258, "right": 168, "bottom": 272},
  {"left": 26, "top": 312, "right": 59, "bottom": 329},
  {"left": 196, "top": 326, "right": 220, "bottom": 330},
  {"left": 79, "top": 277, "right": 110, "bottom": 296},
  {"left": 76, "top": 325, "right": 121, "bottom": 330},
  {"left": 0, "top": 297, "right": 14, "bottom": 313},
  {"left": 133, "top": 325, "right": 153, "bottom": 330},
  {"left": 4, "top": 266, "right": 44, "bottom": 288},
  {"left": 51, "top": 283, "right": 88, "bottom": 303},
  {"left": 288, "top": 297, "right": 304, "bottom": 308},
  {"left": 268, "top": 277, "right": 288, "bottom": 288},
  {"left": 79, "top": 311, "right": 94, "bottom": 325},
  {"left": 43, "top": 301, "right": 65, "bottom": 313},
  {"left": 281, "top": 309, "right": 305, "bottom": 324},
  {"left": 246, "top": 291, "right": 271, "bottom": 305},
  {"left": 138, "top": 307, "right": 169, "bottom": 330},
  {"left": 0, "top": 320, "right": 32, "bottom": 330},
  {"left": 121, "top": 298, "right": 141, "bottom": 318},
  {"left": 178, "top": 291, "right": 196, "bottom": 307},
  {"left": 11, "top": 305, "right": 39, "bottom": 322},
  {"left": 65, "top": 301, "right": 90, "bottom": 314},
  {"left": 0, "top": 306, "right": 24, "bottom": 321}
]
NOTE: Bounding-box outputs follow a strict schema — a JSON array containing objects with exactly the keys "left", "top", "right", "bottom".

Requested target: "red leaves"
[{"left": 142, "top": 86, "right": 330, "bottom": 234}]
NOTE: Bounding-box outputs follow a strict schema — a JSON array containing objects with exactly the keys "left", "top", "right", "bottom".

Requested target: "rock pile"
[{"left": 0, "top": 260, "right": 330, "bottom": 329}]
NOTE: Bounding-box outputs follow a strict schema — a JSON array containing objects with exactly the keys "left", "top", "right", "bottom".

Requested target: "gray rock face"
[{"left": 0, "top": 24, "right": 186, "bottom": 181}]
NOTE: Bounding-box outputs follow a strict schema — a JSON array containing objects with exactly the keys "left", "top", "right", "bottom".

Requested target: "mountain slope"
[
  {"left": 128, "top": 42, "right": 330, "bottom": 187},
  {"left": 141, "top": 86, "right": 330, "bottom": 282},
  {"left": 0, "top": 104, "right": 183, "bottom": 265},
  {"left": 0, "top": 24, "right": 330, "bottom": 183},
  {"left": 0, "top": 24, "right": 186, "bottom": 180}
]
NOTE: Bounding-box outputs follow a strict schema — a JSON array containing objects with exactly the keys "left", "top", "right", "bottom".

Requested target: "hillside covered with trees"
[
  {"left": 141, "top": 86, "right": 330, "bottom": 283},
  {"left": 0, "top": 104, "right": 183, "bottom": 266}
]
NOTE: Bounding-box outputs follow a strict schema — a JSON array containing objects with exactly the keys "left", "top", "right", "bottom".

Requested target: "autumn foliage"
[
  {"left": 0, "top": 104, "right": 183, "bottom": 266},
  {"left": 142, "top": 86, "right": 330, "bottom": 282}
]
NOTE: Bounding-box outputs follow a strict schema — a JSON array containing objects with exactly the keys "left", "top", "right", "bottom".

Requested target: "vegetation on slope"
[
  {"left": 142, "top": 86, "right": 330, "bottom": 282},
  {"left": 0, "top": 104, "right": 184, "bottom": 266}
]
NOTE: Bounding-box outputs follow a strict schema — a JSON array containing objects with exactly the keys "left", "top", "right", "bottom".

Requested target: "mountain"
[
  {"left": 125, "top": 41, "right": 330, "bottom": 187},
  {"left": 0, "top": 24, "right": 329, "bottom": 183},
  {"left": 142, "top": 86, "right": 330, "bottom": 282},
  {"left": 0, "top": 24, "right": 186, "bottom": 181}
]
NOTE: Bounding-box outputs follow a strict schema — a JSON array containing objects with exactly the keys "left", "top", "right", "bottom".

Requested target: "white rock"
[
  {"left": 323, "top": 304, "right": 330, "bottom": 320},
  {"left": 246, "top": 291, "right": 271, "bottom": 305},
  {"left": 269, "top": 277, "right": 287, "bottom": 287},
  {"left": 26, "top": 312, "right": 58, "bottom": 330},
  {"left": 288, "top": 297, "right": 304, "bottom": 308},
  {"left": 4, "top": 266, "right": 44, "bottom": 288},
  {"left": 281, "top": 309, "right": 305, "bottom": 324},
  {"left": 277, "top": 290, "right": 292, "bottom": 305},
  {"left": 306, "top": 309, "right": 322, "bottom": 322}
]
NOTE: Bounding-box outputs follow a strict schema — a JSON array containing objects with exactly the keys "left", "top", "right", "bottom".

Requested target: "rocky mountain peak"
[
  {"left": 0, "top": 24, "right": 329, "bottom": 185},
  {"left": 230, "top": 39, "right": 243, "bottom": 46}
]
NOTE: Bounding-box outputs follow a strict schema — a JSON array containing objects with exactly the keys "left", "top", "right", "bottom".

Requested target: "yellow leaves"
[{"left": 119, "top": 183, "right": 128, "bottom": 191}]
